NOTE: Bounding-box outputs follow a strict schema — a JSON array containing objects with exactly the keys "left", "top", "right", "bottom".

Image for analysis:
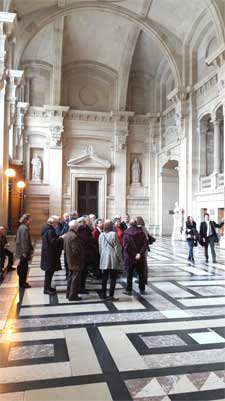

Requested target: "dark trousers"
[
  {"left": 67, "top": 269, "right": 82, "bottom": 299},
  {"left": 64, "top": 252, "right": 69, "bottom": 276},
  {"left": 205, "top": 236, "right": 216, "bottom": 261},
  {"left": 126, "top": 263, "right": 145, "bottom": 292},
  {"left": 102, "top": 269, "right": 117, "bottom": 297},
  {"left": 187, "top": 239, "right": 194, "bottom": 260},
  {"left": 143, "top": 256, "right": 148, "bottom": 284},
  {"left": 44, "top": 270, "right": 54, "bottom": 291},
  {"left": 0, "top": 249, "right": 13, "bottom": 271},
  {"left": 80, "top": 264, "right": 89, "bottom": 290},
  {"left": 17, "top": 257, "right": 29, "bottom": 286}
]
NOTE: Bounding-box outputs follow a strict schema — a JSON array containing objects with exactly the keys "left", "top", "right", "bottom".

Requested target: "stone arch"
[{"left": 14, "top": 3, "right": 182, "bottom": 88}]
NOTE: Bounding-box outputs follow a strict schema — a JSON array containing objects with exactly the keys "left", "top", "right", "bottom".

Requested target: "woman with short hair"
[{"left": 99, "top": 220, "right": 123, "bottom": 301}]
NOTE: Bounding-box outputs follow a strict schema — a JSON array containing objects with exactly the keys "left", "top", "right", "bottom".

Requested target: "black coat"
[
  {"left": 41, "top": 224, "right": 63, "bottom": 271},
  {"left": 78, "top": 225, "right": 99, "bottom": 267},
  {"left": 185, "top": 221, "right": 198, "bottom": 241},
  {"left": 199, "top": 220, "right": 224, "bottom": 244}
]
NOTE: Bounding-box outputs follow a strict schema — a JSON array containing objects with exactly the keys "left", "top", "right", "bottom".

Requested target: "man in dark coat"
[
  {"left": 63, "top": 220, "right": 84, "bottom": 301},
  {"left": 123, "top": 219, "right": 148, "bottom": 295},
  {"left": 199, "top": 213, "right": 224, "bottom": 263},
  {"left": 77, "top": 216, "right": 99, "bottom": 293},
  {"left": 16, "top": 214, "right": 33, "bottom": 288},
  {"left": 41, "top": 215, "right": 63, "bottom": 295}
]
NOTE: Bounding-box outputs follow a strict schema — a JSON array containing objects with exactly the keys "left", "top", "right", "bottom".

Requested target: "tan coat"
[{"left": 63, "top": 230, "right": 84, "bottom": 272}]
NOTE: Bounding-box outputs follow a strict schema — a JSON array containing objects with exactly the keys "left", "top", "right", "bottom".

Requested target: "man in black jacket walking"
[{"left": 199, "top": 213, "right": 224, "bottom": 263}]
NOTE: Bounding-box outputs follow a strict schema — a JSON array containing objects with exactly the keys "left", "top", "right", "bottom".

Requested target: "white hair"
[
  {"left": 47, "top": 215, "right": 59, "bottom": 224},
  {"left": 69, "top": 219, "right": 80, "bottom": 229},
  {"left": 63, "top": 212, "right": 69, "bottom": 219}
]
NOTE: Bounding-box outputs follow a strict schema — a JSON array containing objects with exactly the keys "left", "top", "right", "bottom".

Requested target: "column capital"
[
  {"left": 49, "top": 125, "right": 64, "bottom": 147},
  {"left": 167, "top": 86, "right": 190, "bottom": 105}
]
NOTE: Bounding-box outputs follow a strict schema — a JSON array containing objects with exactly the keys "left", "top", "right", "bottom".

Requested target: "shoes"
[
  {"left": 205, "top": 259, "right": 209, "bottom": 263},
  {"left": 140, "top": 290, "right": 146, "bottom": 295},
  {"left": 44, "top": 289, "right": 55, "bottom": 295},
  {"left": 79, "top": 289, "right": 89, "bottom": 294},
  {"left": 7, "top": 267, "right": 16, "bottom": 272},
  {"left": 188, "top": 257, "right": 191, "bottom": 261},
  {"left": 123, "top": 290, "right": 132, "bottom": 296},
  {"left": 68, "top": 296, "right": 82, "bottom": 301},
  {"left": 107, "top": 296, "right": 119, "bottom": 302},
  {"left": 100, "top": 293, "right": 107, "bottom": 300},
  {"left": 213, "top": 260, "right": 217, "bottom": 263},
  {"left": 191, "top": 258, "right": 195, "bottom": 264},
  {"left": 20, "top": 283, "right": 31, "bottom": 288}
]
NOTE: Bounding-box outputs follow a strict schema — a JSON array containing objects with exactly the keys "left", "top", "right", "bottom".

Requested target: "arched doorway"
[{"left": 161, "top": 160, "right": 179, "bottom": 236}]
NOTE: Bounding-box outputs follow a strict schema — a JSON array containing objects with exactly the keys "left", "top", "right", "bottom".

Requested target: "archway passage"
[{"left": 161, "top": 160, "right": 179, "bottom": 236}]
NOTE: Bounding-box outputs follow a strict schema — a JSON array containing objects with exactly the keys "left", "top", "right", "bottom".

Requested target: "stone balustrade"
[{"left": 200, "top": 173, "right": 224, "bottom": 192}]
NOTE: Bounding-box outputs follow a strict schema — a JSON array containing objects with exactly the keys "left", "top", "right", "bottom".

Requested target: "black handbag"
[{"left": 148, "top": 234, "right": 156, "bottom": 245}]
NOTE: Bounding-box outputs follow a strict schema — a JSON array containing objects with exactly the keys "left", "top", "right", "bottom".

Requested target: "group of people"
[
  {"left": 185, "top": 213, "right": 224, "bottom": 263},
  {"left": 2, "top": 210, "right": 223, "bottom": 298},
  {"left": 39, "top": 212, "right": 154, "bottom": 301}
]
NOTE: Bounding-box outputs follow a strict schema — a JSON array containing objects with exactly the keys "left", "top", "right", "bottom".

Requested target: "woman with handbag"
[
  {"left": 185, "top": 216, "right": 198, "bottom": 264},
  {"left": 99, "top": 220, "right": 123, "bottom": 301}
]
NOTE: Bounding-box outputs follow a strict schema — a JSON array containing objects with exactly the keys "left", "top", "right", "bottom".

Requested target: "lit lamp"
[
  {"left": 17, "top": 181, "right": 26, "bottom": 218},
  {"left": 5, "top": 168, "right": 16, "bottom": 234}
]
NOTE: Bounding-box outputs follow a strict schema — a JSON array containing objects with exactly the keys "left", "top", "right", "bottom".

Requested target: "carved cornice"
[
  {"left": 110, "top": 110, "right": 134, "bottom": 123},
  {"left": 206, "top": 44, "right": 225, "bottom": 68},
  {"left": 43, "top": 104, "right": 69, "bottom": 118},
  {"left": 194, "top": 72, "right": 218, "bottom": 98},
  {"left": 66, "top": 110, "right": 113, "bottom": 123}
]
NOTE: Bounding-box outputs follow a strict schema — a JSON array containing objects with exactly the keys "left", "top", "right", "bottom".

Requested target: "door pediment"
[{"left": 67, "top": 146, "right": 111, "bottom": 169}]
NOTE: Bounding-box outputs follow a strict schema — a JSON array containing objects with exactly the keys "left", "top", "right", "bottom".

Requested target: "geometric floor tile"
[
  {"left": 200, "top": 372, "right": 225, "bottom": 391},
  {"left": 141, "top": 334, "right": 186, "bottom": 348},
  {"left": 135, "top": 378, "right": 167, "bottom": 397},
  {"left": 169, "top": 375, "right": 198, "bottom": 394},
  {"left": 188, "top": 331, "right": 225, "bottom": 344}
]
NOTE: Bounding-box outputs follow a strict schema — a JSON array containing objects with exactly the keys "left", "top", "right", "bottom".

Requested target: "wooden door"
[{"left": 78, "top": 181, "right": 98, "bottom": 217}]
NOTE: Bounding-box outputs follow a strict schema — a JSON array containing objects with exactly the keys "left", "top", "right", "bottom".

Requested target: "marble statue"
[
  {"left": 31, "top": 154, "right": 42, "bottom": 181},
  {"left": 131, "top": 158, "right": 141, "bottom": 184},
  {"left": 172, "top": 201, "right": 184, "bottom": 241}
]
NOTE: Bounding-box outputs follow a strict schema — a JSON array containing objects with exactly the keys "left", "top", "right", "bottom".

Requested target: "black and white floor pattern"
[{"left": 0, "top": 239, "right": 225, "bottom": 401}]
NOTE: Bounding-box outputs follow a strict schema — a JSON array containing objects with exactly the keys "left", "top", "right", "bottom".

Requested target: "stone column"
[
  {"left": 46, "top": 105, "right": 69, "bottom": 216},
  {"left": 148, "top": 115, "right": 159, "bottom": 234},
  {"left": 111, "top": 111, "right": 134, "bottom": 217},
  {"left": 0, "top": 12, "right": 16, "bottom": 226},
  {"left": 167, "top": 87, "right": 190, "bottom": 219},
  {"left": 13, "top": 101, "right": 29, "bottom": 160},
  {"left": 51, "top": 16, "right": 64, "bottom": 105},
  {"left": 212, "top": 117, "right": 221, "bottom": 174},
  {"left": 5, "top": 69, "right": 23, "bottom": 158}
]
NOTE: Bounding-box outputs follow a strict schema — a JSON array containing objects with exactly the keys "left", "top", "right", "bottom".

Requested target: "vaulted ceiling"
[{"left": 2, "top": 0, "right": 224, "bottom": 111}]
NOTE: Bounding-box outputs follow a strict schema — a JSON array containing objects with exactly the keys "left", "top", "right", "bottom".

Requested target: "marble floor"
[{"left": 0, "top": 239, "right": 225, "bottom": 401}]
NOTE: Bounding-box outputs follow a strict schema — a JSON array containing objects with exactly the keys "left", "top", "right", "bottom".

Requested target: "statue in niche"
[
  {"left": 172, "top": 201, "right": 184, "bottom": 241},
  {"left": 131, "top": 157, "right": 141, "bottom": 184},
  {"left": 31, "top": 153, "right": 42, "bottom": 181}
]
